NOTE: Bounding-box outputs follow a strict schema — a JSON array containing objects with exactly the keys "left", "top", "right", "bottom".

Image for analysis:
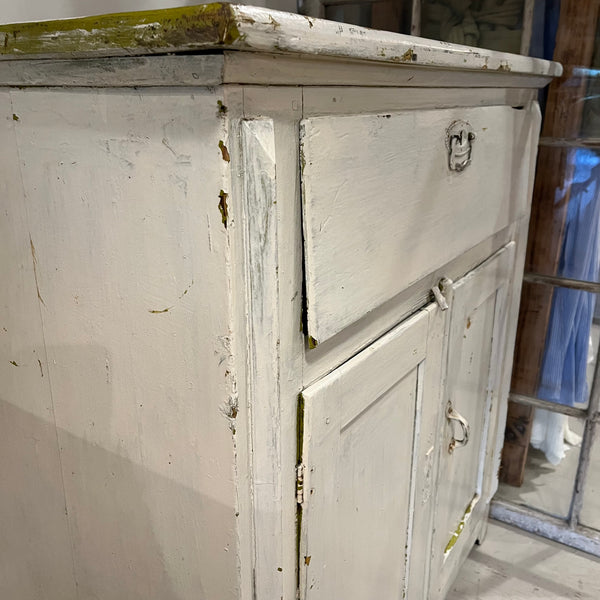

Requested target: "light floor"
[{"left": 446, "top": 520, "right": 600, "bottom": 599}]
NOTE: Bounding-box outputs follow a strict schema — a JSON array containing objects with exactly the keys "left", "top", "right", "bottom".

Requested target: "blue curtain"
[{"left": 537, "top": 149, "right": 600, "bottom": 406}]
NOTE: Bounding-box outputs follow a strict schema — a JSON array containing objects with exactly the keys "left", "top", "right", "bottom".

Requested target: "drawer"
[{"left": 300, "top": 104, "right": 540, "bottom": 345}]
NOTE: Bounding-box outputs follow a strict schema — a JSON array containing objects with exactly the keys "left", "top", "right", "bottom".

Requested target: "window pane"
[
  {"left": 497, "top": 417, "right": 584, "bottom": 519},
  {"left": 324, "top": 1, "right": 413, "bottom": 34},
  {"left": 512, "top": 283, "right": 598, "bottom": 409},
  {"left": 420, "top": 0, "right": 525, "bottom": 54}
]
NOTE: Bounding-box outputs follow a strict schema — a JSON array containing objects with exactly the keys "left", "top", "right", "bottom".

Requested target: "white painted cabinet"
[{"left": 0, "top": 5, "right": 559, "bottom": 600}]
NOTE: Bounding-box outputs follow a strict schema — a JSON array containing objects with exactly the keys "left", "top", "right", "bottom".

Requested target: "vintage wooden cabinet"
[{"left": 0, "top": 5, "right": 559, "bottom": 600}]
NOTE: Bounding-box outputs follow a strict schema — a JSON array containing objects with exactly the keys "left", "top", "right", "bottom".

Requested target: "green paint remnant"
[
  {"left": 277, "top": 567, "right": 283, "bottom": 572},
  {"left": 400, "top": 48, "right": 415, "bottom": 62},
  {"left": 296, "top": 393, "right": 305, "bottom": 464},
  {"left": 0, "top": 3, "right": 242, "bottom": 58},
  {"left": 218, "top": 189, "right": 229, "bottom": 228},
  {"left": 217, "top": 100, "right": 228, "bottom": 115},
  {"left": 268, "top": 15, "right": 281, "bottom": 29},
  {"left": 148, "top": 307, "right": 172, "bottom": 314},
  {"left": 218, "top": 140, "right": 230, "bottom": 162},
  {"left": 308, "top": 336, "right": 318, "bottom": 349},
  {"left": 9, "top": 360, "right": 18, "bottom": 367},
  {"left": 12, "top": 113, "right": 19, "bottom": 121},
  {"left": 444, "top": 494, "right": 479, "bottom": 556},
  {"left": 296, "top": 392, "right": 305, "bottom": 589}
]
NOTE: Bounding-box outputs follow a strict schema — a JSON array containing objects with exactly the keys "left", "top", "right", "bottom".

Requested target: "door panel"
[
  {"left": 299, "top": 305, "right": 444, "bottom": 600},
  {"left": 430, "top": 243, "right": 515, "bottom": 600}
]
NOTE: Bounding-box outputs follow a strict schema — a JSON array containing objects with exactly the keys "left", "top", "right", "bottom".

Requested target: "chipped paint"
[
  {"left": 221, "top": 395, "right": 239, "bottom": 435},
  {"left": 444, "top": 494, "right": 479, "bottom": 557},
  {"left": 217, "top": 100, "right": 228, "bottom": 115},
  {"left": 9, "top": 360, "right": 19, "bottom": 367},
  {"left": 12, "top": 113, "right": 19, "bottom": 121},
  {"left": 218, "top": 189, "right": 229, "bottom": 228},
  {"left": 218, "top": 140, "right": 230, "bottom": 162},
  {"left": 0, "top": 4, "right": 560, "bottom": 79},
  {"left": 308, "top": 336, "right": 318, "bottom": 349},
  {"left": 148, "top": 307, "right": 172, "bottom": 314},
  {"left": 399, "top": 48, "right": 416, "bottom": 62}
]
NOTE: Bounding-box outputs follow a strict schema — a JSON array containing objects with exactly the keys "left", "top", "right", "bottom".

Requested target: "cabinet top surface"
[{"left": 0, "top": 3, "right": 561, "bottom": 80}]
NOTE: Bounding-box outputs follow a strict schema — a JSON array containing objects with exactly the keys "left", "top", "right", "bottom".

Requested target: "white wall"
[{"left": 0, "top": 0, "right": 297, "bottom": 23}]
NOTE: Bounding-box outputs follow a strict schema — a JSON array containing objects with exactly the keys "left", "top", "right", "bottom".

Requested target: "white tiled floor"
[{"left": 446, "top": 520, "right": 600, "bottom": 599}]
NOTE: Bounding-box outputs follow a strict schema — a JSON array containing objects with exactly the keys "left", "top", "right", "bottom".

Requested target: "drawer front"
[{"left": 300, "top": 103, "right": 540, "bottom": 345}]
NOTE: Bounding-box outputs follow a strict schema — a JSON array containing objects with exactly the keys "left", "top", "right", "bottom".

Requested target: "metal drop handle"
[{"left": 447, "top": 401, "right": 470, "bottom": 453}]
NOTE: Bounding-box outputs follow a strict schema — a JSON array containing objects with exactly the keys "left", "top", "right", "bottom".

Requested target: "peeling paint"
[
  {"left": 218, "top": 189, "right": 229, "bottom": 228},
  {"left": 0, "top": 3, "right": 242, "bottom": 58},
  {"left": 9, "top": 360, "right": 19, "bottom": 367},
  {"left": 308, "top": 335, "right": 318, "bottom": 349},
  {"left": 12, "top": 113, "right": 19, "bottom": 121}
]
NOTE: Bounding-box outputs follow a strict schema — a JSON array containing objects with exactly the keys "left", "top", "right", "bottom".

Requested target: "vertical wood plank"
[{"left": 239, "top": 117, "right": 283, "bottom": 599}]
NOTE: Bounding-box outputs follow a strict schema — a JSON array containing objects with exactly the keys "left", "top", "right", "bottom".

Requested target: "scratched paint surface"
[
  {"left": 2, "top": 87, "right": 237, "bottom": 599},
  {"left": 430, "top": 245, "right": 513, "bottom": 600},
  {"left": 0, "top": 4, "right": 560, "bottom": 78},
  {"left": 300, "top": 105, "right": 537, "bottom": 345}
]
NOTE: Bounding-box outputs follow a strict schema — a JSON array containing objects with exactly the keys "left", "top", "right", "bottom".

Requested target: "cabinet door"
[
  {"left": 430, "top": 243, "right": 515, "bottom": 600},
  {"left": 298, "top": 304, "right": 445, "bottom": 600}
]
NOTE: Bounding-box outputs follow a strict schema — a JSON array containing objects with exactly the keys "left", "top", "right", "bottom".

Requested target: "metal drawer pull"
[
  {"left": 447, "top": 401, "right": 470, "bottom": 453},
  {"left": 447, "top": 121, "right": 475, "bottom": 172}
]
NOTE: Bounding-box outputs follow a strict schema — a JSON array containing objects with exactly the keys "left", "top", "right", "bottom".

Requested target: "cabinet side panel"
[
  {"left": 10, "top": 87, "right": 239, "bottom": 600},
  {"left": 0, "top": 90, "right": 77, "bottom": 600}
]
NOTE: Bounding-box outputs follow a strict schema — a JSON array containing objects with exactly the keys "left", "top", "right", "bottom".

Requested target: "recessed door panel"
[
  {"left": 299, "top": 305, "right": 444, "bottom": 600},
  {"left": 430, "top": 243, "right": 514, "bottom": 600}
]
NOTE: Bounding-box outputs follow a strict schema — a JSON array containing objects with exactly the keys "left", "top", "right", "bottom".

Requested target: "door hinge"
[{"left": 296, "top": 463, "right": 305, "bottom": 505}]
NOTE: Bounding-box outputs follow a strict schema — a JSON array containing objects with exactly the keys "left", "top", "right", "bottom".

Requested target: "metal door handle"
[{"left": 447, "top": 401, "right": 470, "bottom": 453}]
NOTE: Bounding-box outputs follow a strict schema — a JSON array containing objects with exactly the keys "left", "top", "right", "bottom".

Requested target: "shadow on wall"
[{"left": 0, "top": 348, "right": 236, "bottom": 600}]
